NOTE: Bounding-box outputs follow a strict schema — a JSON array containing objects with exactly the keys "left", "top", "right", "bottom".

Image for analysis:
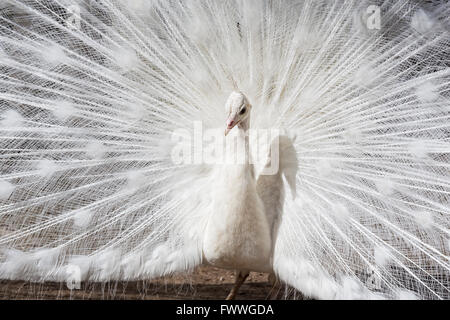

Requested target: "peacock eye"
[{"left": 239, "top": 107, "right": 246, "bottom": 115}]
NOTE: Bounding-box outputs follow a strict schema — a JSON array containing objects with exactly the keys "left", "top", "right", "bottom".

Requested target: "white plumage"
[{"left": 0, "top": 0, "right": 449, "bottom": 299}]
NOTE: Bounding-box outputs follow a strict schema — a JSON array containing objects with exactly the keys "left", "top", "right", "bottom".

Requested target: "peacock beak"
[{"left": 224, "top": 118, "right": 237, "bottom": 136}]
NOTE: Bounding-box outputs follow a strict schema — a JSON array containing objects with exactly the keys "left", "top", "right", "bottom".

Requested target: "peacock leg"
[{"left": 225, "top": 270, "right": 249, "bottom": 300}]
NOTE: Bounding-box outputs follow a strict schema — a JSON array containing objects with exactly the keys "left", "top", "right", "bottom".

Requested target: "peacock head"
[{"left": 224, "top": 91, "right": 252, "bottom": 136}]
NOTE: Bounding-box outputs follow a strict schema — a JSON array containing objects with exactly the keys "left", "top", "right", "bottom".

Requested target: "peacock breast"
[{"left": 202, "top": 169, "right": 272, "bottom": 272}]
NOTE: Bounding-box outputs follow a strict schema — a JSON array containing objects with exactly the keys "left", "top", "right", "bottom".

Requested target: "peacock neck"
[
  {"left": 237, "top": 117, "right": 250, "bottom": 132},
  {"left": 232, "top": 118, "right": 255, "bottom": 179},
  {"left": 237, "top": 117, "right": 250, "bottom": 157}
]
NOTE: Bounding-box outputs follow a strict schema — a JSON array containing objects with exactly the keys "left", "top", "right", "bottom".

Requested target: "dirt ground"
[{"left": 0, "top": 266, "right": 302, "bottom": 300}]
